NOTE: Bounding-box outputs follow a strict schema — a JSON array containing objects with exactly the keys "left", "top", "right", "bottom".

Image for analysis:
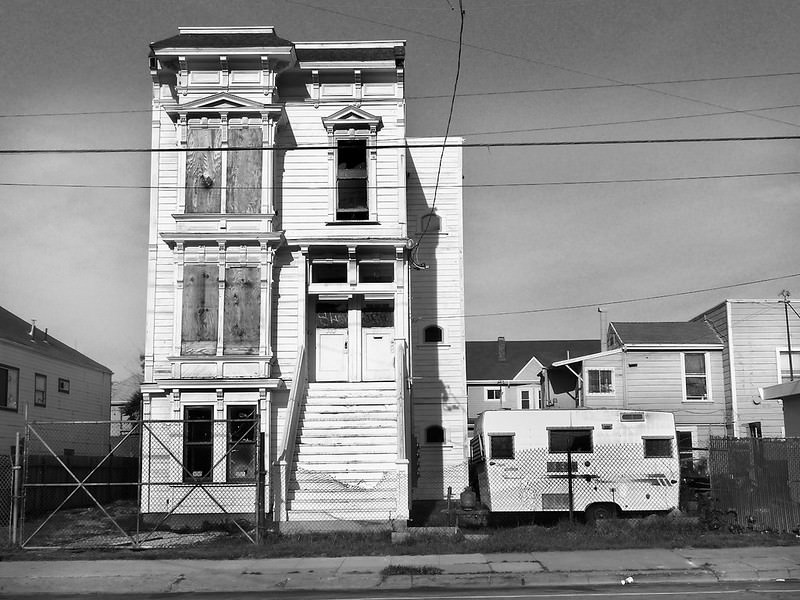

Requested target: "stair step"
[
  {"left": 288, "top": 489, "right": 395, "bottom": 502},
  {"left": 286, "top": 509, "right": 399, "bottom": 522},
  {"left": 295, "top": 453, "right": 397, "bottom": 465},
  {"left": 293, "top": 462, "right": 399, "bottom": 474},
  {"left": 288, "top": 498, "right": 398, "bottom": 512},
  {"left": 296, "top": 442, "right": 397, "bottom": 453}
]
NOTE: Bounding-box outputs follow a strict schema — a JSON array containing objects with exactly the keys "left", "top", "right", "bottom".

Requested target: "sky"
[{"left": 1, "top": 0, "right": 799, "bottom": 381}]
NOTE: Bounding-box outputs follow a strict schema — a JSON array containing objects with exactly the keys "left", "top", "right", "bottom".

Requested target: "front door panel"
[{"left": 315, "top": 300, "right": 349, "bottom": 382}]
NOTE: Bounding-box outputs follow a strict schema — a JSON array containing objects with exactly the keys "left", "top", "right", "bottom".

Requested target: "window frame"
[
  {"left": 227, "top": 405, "right": 257, "bottom": 482},
  {"left": 548, "top": 427, "right": 594, "bottom": 454},
  {"left": 0, "top": 364, "right": 19, "bottom": 411},
  {"left": 585, "top": 368, "right": 615, "bottom": 396},
  {"left": 489, "top": 434, "right": 515, "bottom": 459},
  {"left": 334, "top": 138, "right": 370, "bottom": 222},
  {"left": 34, "top": 373, "right": 47, "bottom": 407},
  {"left": 425, "top": 424, "right": 446, "bottom": 444},
  {"left": 423, "top": 325, "right": 444, "bottom": 344},
  {"left": 486, "top": 387, "right": 502, "bottom": 401},
  {"left": 58, "top": 378, "right": 70, "bottom": 394},
  {"left": 681, "top": 352, "right": 711, "bottom": 402},
  {"left": 643, "top": 436, "right": 674, "bottom": 458},
  {"left": 776, "top": 348, "right": 800, "bottom": 383},
  {"left": 183, "top": 406, "right": 214, "bottom": 482}
]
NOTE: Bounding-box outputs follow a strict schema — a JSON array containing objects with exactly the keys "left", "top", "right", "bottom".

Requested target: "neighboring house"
[
  {"left": 764, "top": 379, "right": 800, "bottom": 436},
  {"left": 0, "top": 306, "right": 112, "bottom": 456},
  {"left": 110, "top": 374, "right": 141, "bottom": 436},
  {"left": 691, "top": 299, "right": 800, "bottom": 438},
  {"left": 141, "top": 27, "right": 466, "bottom": 527},
  {"left": 544, "top": 321, "right": 726, "bottom": 469},
  {"left": 466, "top": 337, "right": 600, "bottom": 432}
]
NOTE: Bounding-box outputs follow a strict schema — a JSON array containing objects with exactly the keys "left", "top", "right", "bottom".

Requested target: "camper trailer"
[{"left": 470, "top": 409, "right": 680, "bottom": 521}]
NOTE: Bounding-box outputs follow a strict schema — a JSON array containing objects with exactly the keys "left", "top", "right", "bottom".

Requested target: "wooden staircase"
[{"left": 285, "top": 382, "right": 403, "bottom": 525}]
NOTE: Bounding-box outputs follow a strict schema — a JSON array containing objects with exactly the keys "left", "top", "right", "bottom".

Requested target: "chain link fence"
[
  {"left": 708, "top": 437, "right": 800, "bottom": 532},
  {"left": 20, "top": 418, "right": 263, "bottom": 549},
  {"left": 469, "top": 442, "right": 681, "bottom": 520}
]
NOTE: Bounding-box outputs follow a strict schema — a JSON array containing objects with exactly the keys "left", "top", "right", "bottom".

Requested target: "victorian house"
[{"left": 141, "top": 27, "right": 467, "bottom": 528}]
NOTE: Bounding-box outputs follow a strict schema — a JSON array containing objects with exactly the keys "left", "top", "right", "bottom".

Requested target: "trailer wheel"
[{"left": 585, "top": 503, "right": 619, "bottom": 524}]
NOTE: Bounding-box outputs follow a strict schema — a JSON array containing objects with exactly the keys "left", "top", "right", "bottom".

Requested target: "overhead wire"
[
  {"left": 3, "top": 134, "right": 800, "bottom": 155},
  {"left": 412, "top": 272, "right": 800, "bottom": 321},
  {"left": 2, "top": 169, "right": 799, "bottom": 191},
  {"left": 411, "top": 0, "right": 465, "bottom": 269},
  {"left": 285, "top": 0, "right": 800, "bottom": 130}
]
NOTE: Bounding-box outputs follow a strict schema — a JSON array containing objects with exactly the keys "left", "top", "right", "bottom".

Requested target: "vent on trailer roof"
[{"left": 620, "top": 412, "right": 645, "bottom": 422}]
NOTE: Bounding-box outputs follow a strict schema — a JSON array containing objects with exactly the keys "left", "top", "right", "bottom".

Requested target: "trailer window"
[
  {"left": 490, "top": 435, "right": 514, "bottom": 459},
  {"left": 643, "top": 437, "right": 673, "bottom": 458},
  {"left": 548, "top": 428, "right": 593, "bottom": 453}
]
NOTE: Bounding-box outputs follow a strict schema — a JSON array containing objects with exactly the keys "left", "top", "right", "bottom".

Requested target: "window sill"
[
  {"left": 417, "top": 343, "right": 452, "bottom": 349},
  {"left": 326, "top": 220, "right": 380, "bottom": 226},
  {"left": 682, "top": 399, "right": 713, "bottom": 403},
  {"left": 0, "top": 406, "right": 18, "bottom": 412}
]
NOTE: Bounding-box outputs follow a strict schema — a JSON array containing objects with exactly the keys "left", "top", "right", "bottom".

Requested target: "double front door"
[{"left": 314, "top": 297, "right": 394, "bottom": 382}]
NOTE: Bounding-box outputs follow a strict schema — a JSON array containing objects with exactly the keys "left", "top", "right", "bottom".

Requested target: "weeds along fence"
[
  {"left": 708, "top": 437, "right": 800, "bottom": 532},
  {"left": 19, "top": 418, "right": 265, "bottom": 549}
]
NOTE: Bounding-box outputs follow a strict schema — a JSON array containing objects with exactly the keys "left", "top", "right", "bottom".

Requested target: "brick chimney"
[{"left": 497, "top": 336, "right": 506, "bottom": 362}]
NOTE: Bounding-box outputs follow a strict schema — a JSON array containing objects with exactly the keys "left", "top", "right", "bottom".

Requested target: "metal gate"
[
  {"left": 19, "top": 418, "right": 265, "bottom": 549},
  {"left": 708, "top": 437, "right": 800, "bottom": 532}
]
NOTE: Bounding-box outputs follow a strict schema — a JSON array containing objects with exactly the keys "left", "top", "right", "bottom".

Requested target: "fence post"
[
  {"left": 10, "top": 432, "right": 21, "bottom": 546},
  {"left": 256, "top": 431, "right": 266, "bottom": 544},
  {"left": 567, "top": 449, "right": 574, "bottom": 523}
]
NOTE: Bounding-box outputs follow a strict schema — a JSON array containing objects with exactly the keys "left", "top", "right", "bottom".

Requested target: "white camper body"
[{"left": 471, "top": 409, "right": 679, "bottom": 519}]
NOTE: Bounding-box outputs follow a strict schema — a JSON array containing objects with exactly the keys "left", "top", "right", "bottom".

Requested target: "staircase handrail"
[
  {"left": 279, "top": 344, "right": 307, "bottom": 472},
  {"left": 395, "top": 338, "right": 410, "bottom": 460}
]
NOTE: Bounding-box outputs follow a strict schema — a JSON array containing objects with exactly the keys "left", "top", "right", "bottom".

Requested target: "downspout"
[{"left": 727, "top": 302, "right": 740, "bottom": 437}]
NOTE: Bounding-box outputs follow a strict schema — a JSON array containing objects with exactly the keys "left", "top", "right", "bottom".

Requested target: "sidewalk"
[{"left": 1, "top": 546, "right": 799, "bottom": 596}]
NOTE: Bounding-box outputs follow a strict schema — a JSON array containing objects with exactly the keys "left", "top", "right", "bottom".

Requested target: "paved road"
[{"left": 19, "top": 582, "right": 800, "bottom": 600}]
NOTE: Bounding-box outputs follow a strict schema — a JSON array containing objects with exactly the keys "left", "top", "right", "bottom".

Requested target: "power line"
[
  {"left": 3, "top": 135, "right": 800, "bottom": 155},
  {"left": 2, "top": 74, "right": 799, "bottom": 121},
  {"left": 415, "top": 0, "right": 465, "bottom": 259},
  {"left": 456, "top": 104, "right": 800, "bottom": 137},
  {"left": 285, "top": 0, "right": 800, "bottom": 130},
  {"left": 2, "top": 170, "right": 799, "bottom": 191},
  {"left": 414, "top": 72, "right": 800, "bottom": 100},
  {"left": 425, "top": 272, "right": 800, "bottom": 320}
]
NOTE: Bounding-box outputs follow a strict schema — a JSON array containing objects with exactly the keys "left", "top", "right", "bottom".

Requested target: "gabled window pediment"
[
  {"left": 169, "top": 92, "right": 276, "bottom": 117},
  {"left": 322, "top": 105, "right": 382, "bottom": 134}
]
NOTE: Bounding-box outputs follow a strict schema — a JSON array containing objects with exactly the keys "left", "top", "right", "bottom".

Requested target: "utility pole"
[{"left": 781, "top": 290, "right": 794, "bottom": 381}]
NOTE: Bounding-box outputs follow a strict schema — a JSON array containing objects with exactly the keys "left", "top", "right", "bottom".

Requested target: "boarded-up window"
[
  {"left": 227, "top": 127, "right": 262, "bottom": 214},
  {"left": 181, "top": 264, "right": 219, "bottom": 355},
  {"left": 186, "top": 128, "right": 222, "bottom": 213},
  {"left": 223, "top": 266, "right": 260, "bottom": 355}
]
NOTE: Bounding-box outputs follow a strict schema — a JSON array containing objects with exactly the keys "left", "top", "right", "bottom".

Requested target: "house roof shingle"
[
  {"left": 466, "top": 339, "right": 601, "bottom": 381},
  {"left": 611, "top": 321, "right": 722, "bottom": 346},
  {"left": 0, "top": 306, "right": 111, "bottom": 374}
]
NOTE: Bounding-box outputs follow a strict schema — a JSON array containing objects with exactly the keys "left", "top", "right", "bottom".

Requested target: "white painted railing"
[
  {"left": 274, "top": 344, "right": 307, "bottom": 522},
  {"left": 395, "top": 338, "right": 411, "bottom": 521}
]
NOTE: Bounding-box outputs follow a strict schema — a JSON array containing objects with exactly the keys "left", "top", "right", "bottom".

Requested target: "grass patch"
[{"left": 5, "top": 514, "right": 798, "bottom": 561}]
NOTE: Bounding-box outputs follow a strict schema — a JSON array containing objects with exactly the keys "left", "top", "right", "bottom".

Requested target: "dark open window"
[
  {"left": 423, "top": 325, "right": 443, "bottom": 343},
  {"left": 490, "top": 434, "right": 514, "bottom": 459},
  {"left": 425, "top": 425, "right": 445, "bottom": 444},
  {"left": 549, "top": 428, "right": 593, "bottom": 453},
  {"left": 227, "top": 406, "right": 257, "bottom": 482},
  {"left": 644, "top": 437, "right": 673, "bottom": 458},
  {"left": 0, "top": 365, "right": 19, "bottom": 411},
  {"left": 311, "top": 261, "right": 348, "bottom": 283},
  {"left": 34, "top": 374, "right": 46, "bottom": 407},
  {"left": 336, "top": 139, "right": 368, "bottom": 220},
  {"left": 184, "top": 406, "right": 214, "bottom": 482}
]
